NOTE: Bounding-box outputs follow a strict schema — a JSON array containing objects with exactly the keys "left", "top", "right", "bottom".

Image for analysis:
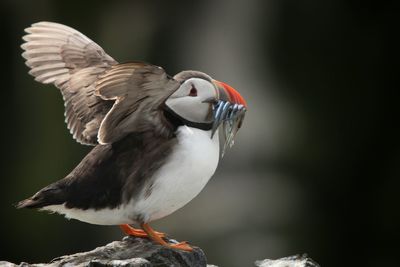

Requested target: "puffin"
[{"left": 17, "top": 22, "right": 247, "bottom": 251}]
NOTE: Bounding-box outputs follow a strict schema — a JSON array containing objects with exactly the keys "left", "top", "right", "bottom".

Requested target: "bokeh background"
[{"left": 0, "top": 0, "right": 397, "bottom": 266}]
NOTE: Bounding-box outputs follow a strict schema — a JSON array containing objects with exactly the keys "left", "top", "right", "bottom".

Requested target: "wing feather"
[
  {"left": 22, "top": 22, "right": 179, "bottom": 145},
  {"left": 21, "top": 21, "right": 117, "bottom": 145},
  {"left": 94, "top": 62, "right": 180, "bottom": 144}
]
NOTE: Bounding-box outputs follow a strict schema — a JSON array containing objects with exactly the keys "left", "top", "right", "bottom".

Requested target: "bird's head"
[{"left": 164, "top": 71, "right": 247, "bottom": 154}]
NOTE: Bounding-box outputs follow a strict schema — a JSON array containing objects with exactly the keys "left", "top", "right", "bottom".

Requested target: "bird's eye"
[{"left": 189, "top": 86, "right": 197, "bottom": 97}]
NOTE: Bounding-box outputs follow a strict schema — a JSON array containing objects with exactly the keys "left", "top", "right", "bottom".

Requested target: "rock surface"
[
  {"left": 255, "top": 254, "right": 320, "bottom": 267},
  {"left": 0, "top": 236, "right": 207, "bottom": 267},
  {"left": 0, "top": 237, "right": 320, "bottom": 267}
]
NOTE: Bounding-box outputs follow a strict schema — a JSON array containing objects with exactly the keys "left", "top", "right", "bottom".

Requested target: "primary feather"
[
  {"left": 21, "top": 21, "right": 180, "bottom": 145},
  {"left": 22, "top": 21, "right": 117, "bottom": 145}
]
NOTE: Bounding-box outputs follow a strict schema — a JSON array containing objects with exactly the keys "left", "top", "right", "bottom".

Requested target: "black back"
[{"left": 17, "top": 131, "right": 177, "bottom": 210}]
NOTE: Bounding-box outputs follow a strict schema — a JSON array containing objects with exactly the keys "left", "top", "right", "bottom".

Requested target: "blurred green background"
[{"left": 0, "top": 0, "right": 397, "bottom": 266}]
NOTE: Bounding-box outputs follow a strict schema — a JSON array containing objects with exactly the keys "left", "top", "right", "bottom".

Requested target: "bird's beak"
[{"left": 211, "top": 80, "right": 247, "bottom": 156}]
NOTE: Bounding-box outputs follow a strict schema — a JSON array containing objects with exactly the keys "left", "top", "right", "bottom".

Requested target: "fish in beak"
[{"left": 212, "top": 80, "right": 247, "bottom": 156}]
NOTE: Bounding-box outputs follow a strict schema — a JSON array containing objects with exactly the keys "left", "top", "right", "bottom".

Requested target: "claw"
[{"left": 140, "top": 223, "right": 193, "bottom": 252}]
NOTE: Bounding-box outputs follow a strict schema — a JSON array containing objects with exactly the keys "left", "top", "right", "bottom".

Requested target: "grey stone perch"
[
  {"left": 0, "top": 236, "right": 207, "bottom": 267},
  {"left": 0, "top": 236, "right": 320, "bottom": 267},
  {"left": 255, "top": 254, "right": 320, "bottom": 267}
]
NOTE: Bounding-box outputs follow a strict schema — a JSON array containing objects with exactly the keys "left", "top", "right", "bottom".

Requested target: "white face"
[{"left": 165, "top": 78, "right": 217, "bottom": 124}]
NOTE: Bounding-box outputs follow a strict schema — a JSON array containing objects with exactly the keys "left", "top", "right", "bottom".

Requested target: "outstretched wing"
[
  {"left": 95, "top": 62, "right": 181, "bottom": 144},
  {"left": 21, "top": 21, "right": 117, "bottom": 145}
]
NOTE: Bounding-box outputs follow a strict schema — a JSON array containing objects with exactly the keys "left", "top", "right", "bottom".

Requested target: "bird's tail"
[
  {"left": 15, "top": 198, "right": 42, "bottom": 209},
  {"left": 15, "top": 183, "right": 67, "bottom": 209}
]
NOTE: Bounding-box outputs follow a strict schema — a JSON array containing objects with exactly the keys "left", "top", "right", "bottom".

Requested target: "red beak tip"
[{"left": 215, "top": 80, "right": 247, "bottom": 108}]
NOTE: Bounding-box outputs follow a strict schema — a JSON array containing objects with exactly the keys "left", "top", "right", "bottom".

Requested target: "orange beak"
[
  {"left": 211, "top": 80, "right": 247, "bottom": 156},
  {"left": 214, "top": 80, "right": 247, "bottom": 108}
]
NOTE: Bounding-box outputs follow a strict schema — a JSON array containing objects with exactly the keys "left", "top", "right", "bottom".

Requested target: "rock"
[
  {"left": 255, "top": 254, "right": 320, "bottom": 267},
  {"left": 0, "top": 236, "right": 208, "bottom": 267},
  {"left": 1, "top": 237, "right": 321, "bottom": 267}
]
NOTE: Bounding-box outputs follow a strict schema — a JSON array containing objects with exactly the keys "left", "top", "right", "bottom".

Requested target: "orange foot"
[
  {"left": 169, "top": 241, "right": 193, "bottom": 252},
  {"left": 141, "top": 223, "right": 193, "bottom": 252},
  {"left": 119, "top": 224, "right": 166, "bottom": 238}
]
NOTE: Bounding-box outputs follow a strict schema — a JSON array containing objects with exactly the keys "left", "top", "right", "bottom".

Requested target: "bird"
[{"left": 17, "top": 21, "right": 247, "bottom": 251}]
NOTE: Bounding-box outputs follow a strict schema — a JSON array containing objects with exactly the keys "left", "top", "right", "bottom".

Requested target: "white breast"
[
  {"left": 133, "top": 126, "right": 220, "bottom": 222},
  {"left": 43, "top": 126, "right": 220, "bottom": 225}
]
